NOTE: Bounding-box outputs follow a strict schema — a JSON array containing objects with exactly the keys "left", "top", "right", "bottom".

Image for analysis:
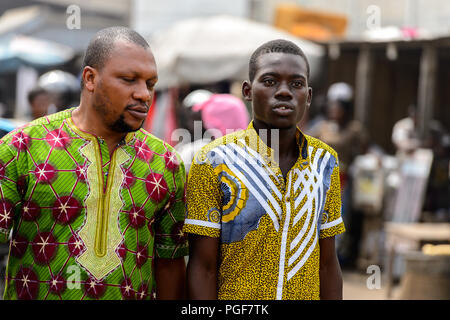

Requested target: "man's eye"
[
  {"left": 122, "top": 77, "right": 134, "bottom": 82},
  {"left": 263, "top": 79, "right": 275, "bottom": 86}
]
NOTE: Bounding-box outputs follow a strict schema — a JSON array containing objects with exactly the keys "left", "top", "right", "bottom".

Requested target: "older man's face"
[{"left": 91, "top": 40, "right": 158, "bottom": 133}]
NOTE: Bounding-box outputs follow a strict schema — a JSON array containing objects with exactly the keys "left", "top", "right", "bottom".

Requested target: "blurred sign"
[{"left": 391, "top": 148, "right": 434, "bottom": 222}]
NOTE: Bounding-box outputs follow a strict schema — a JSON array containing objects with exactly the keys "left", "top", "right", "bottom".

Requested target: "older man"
[{"left": 0, "top": 27, "right": 187, "bottom": 300}]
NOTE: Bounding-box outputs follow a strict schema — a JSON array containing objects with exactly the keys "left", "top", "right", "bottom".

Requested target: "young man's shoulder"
[
  {"left": 304, "top": 133, "right": 339, "bottom": 160},
  {"left": 193, "top": 129, "right": 248, "bottom": 162}
]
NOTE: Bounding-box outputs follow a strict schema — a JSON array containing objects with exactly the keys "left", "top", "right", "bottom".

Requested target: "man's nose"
[{"left": 133, "top": 81, "right": 152, "bottom": 102}]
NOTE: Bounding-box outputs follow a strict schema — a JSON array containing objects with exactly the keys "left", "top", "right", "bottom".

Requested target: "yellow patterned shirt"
[{"left": 183, "top": 122, "right": 345, "bottom": 300}]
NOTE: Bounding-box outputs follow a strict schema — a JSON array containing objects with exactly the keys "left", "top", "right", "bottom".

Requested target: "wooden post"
[
  {"left": 354, "top": 45, "right": 373, "bottom": 126},
  {"left": 417, "top": 44, "right": 437, "bottom": 143}
]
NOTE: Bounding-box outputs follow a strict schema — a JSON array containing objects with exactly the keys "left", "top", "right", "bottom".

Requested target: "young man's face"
[
  {"left": 243, "top": 52, "right": 312, "bottom": 130},
  {"left": 87, "top": 40, "right": 158, "bottom": 133}
]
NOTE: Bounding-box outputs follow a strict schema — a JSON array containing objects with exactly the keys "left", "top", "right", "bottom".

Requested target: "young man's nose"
[{"left": 274, "top": 82, "right": 293, "bottom": 100}]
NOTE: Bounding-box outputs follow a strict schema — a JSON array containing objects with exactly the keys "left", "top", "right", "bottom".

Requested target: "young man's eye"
[
  {"left": 292, "top": 81, "right": 303, "bottom": 88},
  {"left": 122, "top": 77, "right": 135, "bottom": 82}
]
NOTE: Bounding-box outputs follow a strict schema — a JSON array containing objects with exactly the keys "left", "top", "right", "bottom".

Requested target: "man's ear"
[
  {"left": 242, "top": 80, "right": 252, "bottom": 102},
  {"left": 82, "top": 66, "right": 97, "bottom": 92},
  {"left": 307, "top": 86, "right": 313, "bottom": 109}
]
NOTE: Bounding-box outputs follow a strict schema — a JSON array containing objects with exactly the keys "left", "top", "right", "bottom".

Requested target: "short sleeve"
[
  {"left": 0, "top": 138, "right": 20, "bottom": 243},
  {"left": 183, "top": 156, "right": 222, "bottom": 238},
  {"left": 319, "top": 156, "right": 345, "bottom": 239},
  {"left": 154, "top": 154, "right": 189, "bottom": 258}
]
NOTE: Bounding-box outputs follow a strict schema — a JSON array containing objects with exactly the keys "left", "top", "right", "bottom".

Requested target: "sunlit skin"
[{"left": 72, "top": 39, "right": 158, "bottom": 153}]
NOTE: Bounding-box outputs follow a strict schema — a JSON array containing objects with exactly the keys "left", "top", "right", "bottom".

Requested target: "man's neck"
[{"left": 71, "top": 102, "right": 127, "bottom": 154}]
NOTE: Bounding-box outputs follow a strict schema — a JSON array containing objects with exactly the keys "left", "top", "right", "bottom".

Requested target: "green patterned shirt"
[{"left": 0, "top": 108, "right": 188, "bottom": 300}]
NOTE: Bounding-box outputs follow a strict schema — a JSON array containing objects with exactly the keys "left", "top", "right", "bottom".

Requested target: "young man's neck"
[{"left": 252, "top": 119, "right": 298, "bottom": 158}]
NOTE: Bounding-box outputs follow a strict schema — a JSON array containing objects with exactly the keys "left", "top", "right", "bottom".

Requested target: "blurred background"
[{"left": 0, "top": 0, "right": 449, "bottom": 300}]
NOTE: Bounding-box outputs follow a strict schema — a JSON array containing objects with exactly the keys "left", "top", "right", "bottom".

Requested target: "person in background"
[
  {"left": 177, "top": 93, "right": 250, "bottom": 174},
  {"left": 392, "top": 104, "right": 421, "bottom": 158},
  {"left": 304, "top": 82, "right": 368, "bottom": 267},
  {"left": 27, "top": 86, "right": 56, "bottom": 120}
]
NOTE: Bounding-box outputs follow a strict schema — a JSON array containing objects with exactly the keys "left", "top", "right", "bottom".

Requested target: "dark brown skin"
[
  {"left": 72, "top": 39, "right": 158, "bottom": 154},
  {"left": 72, "top": 40, "right": 185, "bottom": 299},
  {"left": 187, "top": 52, "right": 343, "bottom": 300}
]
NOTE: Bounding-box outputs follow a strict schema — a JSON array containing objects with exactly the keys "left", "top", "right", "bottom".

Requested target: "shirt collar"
[{"left": 245, "top": 121, "right": 310, "bottom": 169}]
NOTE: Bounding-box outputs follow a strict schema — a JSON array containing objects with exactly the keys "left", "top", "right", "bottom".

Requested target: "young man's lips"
[{"left": 272, "top": 104, "right": 294, "bottom": 116}]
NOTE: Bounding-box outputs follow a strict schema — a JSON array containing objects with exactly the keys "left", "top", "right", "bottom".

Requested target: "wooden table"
[{"left": 384, "top": 222, "right": 450, "bottom": 299}]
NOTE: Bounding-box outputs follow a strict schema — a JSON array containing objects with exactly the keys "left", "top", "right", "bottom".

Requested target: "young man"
[
  {"left": 0, "top": 27, "right": 187, "bottom": 300},
  {"left": 184, "top": 39, "right": 345, "bottom": 300}
]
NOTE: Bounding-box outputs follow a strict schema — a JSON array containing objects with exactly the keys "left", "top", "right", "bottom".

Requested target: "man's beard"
[
  {"left": 93, "top": 92, "right": 142, "bottom": 133},
  {"left": 109, "top": 113, "right": 143, "bottom": 133}
]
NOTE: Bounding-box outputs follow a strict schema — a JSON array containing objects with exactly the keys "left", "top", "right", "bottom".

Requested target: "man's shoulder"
[
  {"left": 134, "top": 128, "right": 178, "bottom": 154},
  {"left": 304, "top": 133, "right": 339, "bottom": 160},
  {"left": 1, "top": 109, "right": 73, "bottom": 143}
]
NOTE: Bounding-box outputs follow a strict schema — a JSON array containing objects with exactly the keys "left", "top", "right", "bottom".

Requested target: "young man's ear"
[
  {"left": 242, "top": 80, "right": 252, "bottom": 102},
  {"left": 82, "top": 66, "right": 97, "bottom": 92},
  {"left": 307, "top": 87, "right": 313, "bottom": 109}
]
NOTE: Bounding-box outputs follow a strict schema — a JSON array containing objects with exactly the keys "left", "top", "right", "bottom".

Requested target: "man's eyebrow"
[{"left": 121, "top": 70, "right": 158, "bottom": 81}]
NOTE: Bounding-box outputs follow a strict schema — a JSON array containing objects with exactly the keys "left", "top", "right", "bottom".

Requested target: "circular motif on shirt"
[
  {"left": 21, "top": 201, "right": 41, "bottom": 221},
  {"left": 122, "top": 168, "right": 136, "bottom": 188},
  {"left": 136, "top": 283, "right": 149, "bottom": 300},
  {"left": 31, "top": 231, "right": 57, "bottom": 264},
  {"left": 120, "top": 277, "right": 135, "bottom": 300},
  {"left": 10, "top": 234, "right": 29, "bottom": 258},
  {"left": 135, "top": 243, "right": 148, "bottom": 268},
  {"left": 145, "top": 173, "right": 168, "bottom": 203},
  {"left": 134, "top": 140, "right": 153, "bottom": 162},
  {"left": 128, "top": 205, "right": 146, "bottom": 229},
  {"left": 216, "top": 165, "right": 248, "bottom": 223},
  {"left": 84, "top": 277, "right": 106, "bottom": 299},
  {"left": 45, "top": 129, "right": 70, "bottom": 148},
  {"left": 11, "top": 131, "right": 30, "bottom": 151},
  {"left": 15, "top": 267, "right": 39, "bottom": 300},
  {"left": 0, "top": 200, "right": 14, "bottom": 230},
  {"left": 163, "top": 151, "right": 180, "bottom": 172},
  {"left": 33, "top": 163, "right": 56, "bottom": 184},
  {"left": 48, "top": 274, "right": 66, "bottom": 295},
  {"left": 207, "top": 208, "right": 221, "bottom": 224},
  {"left": 67, "top": 234, "right": 85, "bottom": 257},
  {"left": 170, "top": 221, "right": 187, "bottom": 245},
  {"left": 75, "top": 165, "right": 88, "bottom": 182},
  {"left": 52, "top": 196, "right": 82, "bottom": 224},
  {"left": 116, "top": 241, "right": 127, "bottom": 261}
]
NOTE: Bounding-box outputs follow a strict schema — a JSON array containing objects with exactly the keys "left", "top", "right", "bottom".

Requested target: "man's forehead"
[{"left": 255, "top": 52, "right": 307, "bottom": 74}]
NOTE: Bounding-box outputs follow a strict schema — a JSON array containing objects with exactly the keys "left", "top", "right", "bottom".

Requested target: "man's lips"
[{"left": 126, "top": 104, "right": 149, "bottom": 120}]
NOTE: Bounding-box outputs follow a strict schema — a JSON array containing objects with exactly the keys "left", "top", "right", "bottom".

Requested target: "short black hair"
[
  {"left": 27, "top": 86, "right": 49, "bottom": 104},
  {"left": 81, "top": 26, "right": 150, "bottom": 87},
  {"left": 248, "top": 39, "right": 310, "bottom": 82}
]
